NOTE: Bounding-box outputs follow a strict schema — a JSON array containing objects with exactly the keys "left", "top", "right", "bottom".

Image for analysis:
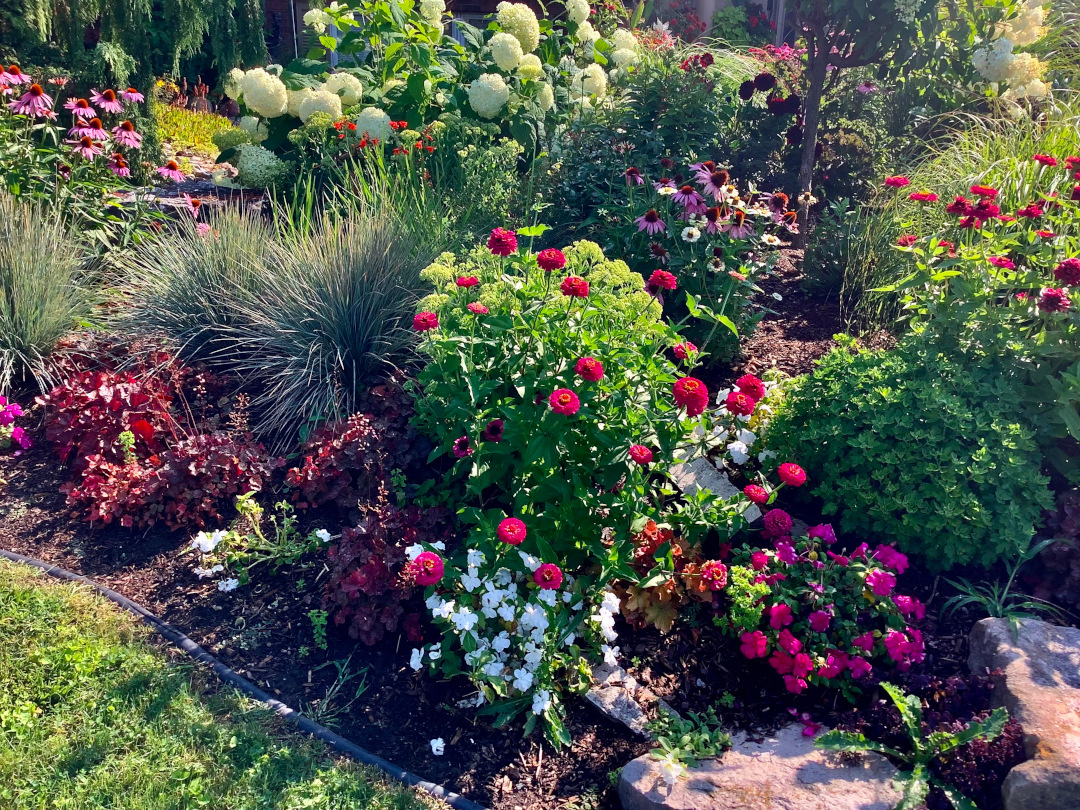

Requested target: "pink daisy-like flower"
[
  {"left": 560, "top": 276, "right": 589, "bottom": 298},
  {"left": 988, "top": 256, "right": 1015, "bottom": 269},
  {"left": 497, "top": 517, "right": 527, "bottom": 545},
  {"left": 744, "top": 484, "right": 769, "bottom": 505},
  {"left": 908, "top": 190, "right": 938, "bottom": 203},
  {"left": 467, "top": 302, "right": 488, "bottom": 315},
  {"left": 735, "top": 374, "right": 766, "bottom": 401},
  {"left": 673, "top": 184, "right": 707, "bottom": 214},
  {"left": 647, "top": 269, "right": 678, "bottom": 293},
  {"left": 107, "top": 152, "right": 130, "bottom": 177},
  {"left": 884, "top": 175, "right": 911, "bottom": 188},
  {"left": 653, "top": 177, "right": 675, "bottom": 192},
  {"left": 635, "top": 209, "right": 666, "bottom": 235},
  {"left": 628, "top": 444, "right": 653, "bottom": 465},
  {"left": 1053, "top": 258, "right": 1080, "bottom": 286},
  {"left": 63, "top": 97, "right": 96, "bottom": 118},
  {"left": 698, "top": 168, "right": 731, "bottom": 200},
  {"left": 549, "top": 388, "right": 580, "bottom": 416},
  {"left": 9, "top": 83, "right": 53, "bottom": 118},
  {"left": 487, "top": 227, "right": 517, "bottom": 256},
  {"left": 67, "top": 135, "right": 103, "bottom": 160},
  {"left": 111, "top": 120, "right": 142, "bottom": 148},
  {"left": 624, "top": 166, "right": 644, "bottom": 185},
  {"left": 720, "top": 209, "right": 754, "bottom": 239},
  {"left": 410, "top": 551, "right": 444, "bottom": 586},
  {"left": 537, "top": 248, "right": 566, "bottom": 272},
  {"left": 534, "top": 563, "right": 563, "bottom": 589},
  {"left": 90, "top": 88, "right": 124, "bottom": 114},
  {"left": 0, "top": 65, "right": 31, "bottom": 85},
  {"left": 575, "top": 357, "right": 604, "bottom": 381},
  {"left": 182, "top": 194, "right": 202, "bottom": 220},
  {"left": 156, "top": 160, "right": 186, "bottom": 183},
  {"left": 69, "top": 116, "right": 108, "bottom": 140},
  {"left": 121, "top": 87, "right": 145, "bottom": 103}
]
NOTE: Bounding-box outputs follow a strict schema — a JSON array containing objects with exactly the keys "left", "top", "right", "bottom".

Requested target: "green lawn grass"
[{"left": 0, "top": 559, "right": 442, "bottom": 810}]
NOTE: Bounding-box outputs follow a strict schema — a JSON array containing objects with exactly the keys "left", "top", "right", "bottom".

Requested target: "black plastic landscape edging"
[{"left": 0, "top": 548, "right": 488, "bottom": 810}]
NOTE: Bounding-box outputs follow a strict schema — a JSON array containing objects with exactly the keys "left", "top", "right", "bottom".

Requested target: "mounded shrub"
[{"left": 765, "top": 336, "right": 1053, "bottom": 570}]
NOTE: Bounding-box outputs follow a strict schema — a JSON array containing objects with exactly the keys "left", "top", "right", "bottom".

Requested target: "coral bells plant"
[
  {"left": 410, "top": 235, "right": 754, "bottom": 744},
  {"left": 723, "top": 529, "right": 925, "bottom": 695}
]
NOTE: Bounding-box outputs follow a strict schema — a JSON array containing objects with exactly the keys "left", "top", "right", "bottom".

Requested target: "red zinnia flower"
[
  {"left": 1072, "top": 185, "right": 1080, "bottom": 202},
  {"left": 549, "top": 388, "right": 580, "bottom": 415},
  {"left": 988, "top": 256, "right": 1015, "bottom": 269},
  {"left": 884, "top": 175, "right": 910, "bottom": 188},
  {"left": 908, "top": 191, "right": 938, "bottom": 202},
  {"left": 1017, "top": 203, "right": 1043, "bottom": 219},
  {"left": 673, "top": 342, "right": 697, "bottom": 360},
  {"left": 1033, "top": 154, "right": 1058, "bottom": 167},
  {"left": 575, "top": 357, "right": 604, "bottom": 381},
  {"left": 777, "top": 462, "right": 806, "bottom": 487},
  {"left": 534, "top": 563, "right": 564, "bottom": 590},
  {"left": 1039, "top": 287, "right": 1071, "bottom": 313},
  {"left": 537, "top": 248, "right": 566, "bottom": 272},
  {"left": 896, "top": 234, "right": 917, "bottom": 247},
  {"left": 1054, "top": 258, "right": 1080, "bottom": 286},
  {"left": 497, "top": 517, "right": 527, "bottom": 545},
  {"left": 410, "top": 551, "right": 444, "bottom": 586},
  {"left": 724, "top": 390, "right": 756, "bottom": 417},
  {"left": 970, "top": 184, "right": 998, "bottom": 199},
  {"left": 763, "top": 508, "right": 793, "bottom": 537},
  {"left": 744, "top": 484, "right": 769, "bottom": 504},
  {"left": 945, "top": 195, "right": 972, "bottom": 216},
  {"left": 735, "top": 374, "right": 766, "bottom": 401},
  {"left": 560, "top": 276, "right": 589, "bottom": 298},
  {"left": 648, "top": 269, "right": 677, "bottom": 292},
  {"left": 456, "top": 275, "right": 479, "bottom": 287},
  {"left": 628, "top": 444, "right": 653, "bottom": 465},
  {"left": 673, "top": 377, "right": 709, "bottom": 417},
  {"left": 700, "top": 560, "right": 728, "bottom": 590},
  {"left": 1067, "top": 156, "right": 1080, "bottom": 171},
  {"left": 467, "top": 302, "right": 489, "bottom": 315},
  {"left": 413, "top": 311, "right": 439, "bottom": 331},
  {"left": 487, "top": 227, "right": 518, "bottom": 256}
]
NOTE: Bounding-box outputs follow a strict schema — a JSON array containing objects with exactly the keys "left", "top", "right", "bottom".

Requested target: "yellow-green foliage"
[{"left": 159, "top": 106, "right": 238, "bottom": 157}]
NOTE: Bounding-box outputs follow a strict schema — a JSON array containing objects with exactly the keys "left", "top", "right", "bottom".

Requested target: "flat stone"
[
  {"left": 969, "top": 618, "right": 1080, "bottom": 810},
  {"left": 669, "top": 457, "right": 761, "bottom": 522},
  {"left": 619, "top": 724, "right": 900, "bottom": 810},
  {"left": 587, "top": 663, "right": 650, "bottom": 737}
]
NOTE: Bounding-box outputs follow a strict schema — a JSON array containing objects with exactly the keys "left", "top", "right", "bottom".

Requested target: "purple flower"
[
  {"left": 807, "top": 523, "right": 837, "bottom": 545},
  {"left": 635, "top": 209, "right": 666, "bottom": 235},
  {"left": 866, "top": 568, "right": 896, "bottom": 597},
  {"left": 672, "top": 184, "right": 707, "bottom": 214},
  {"left": 9, "top": 83, "right": 54, "bottom": 118},
  {"left": 808, "top": 610, "right": 831, "bottom": 633}
]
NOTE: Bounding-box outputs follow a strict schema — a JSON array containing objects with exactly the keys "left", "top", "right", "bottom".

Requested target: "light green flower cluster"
[{"left": 234, "top": 144, "right": 288, "bottom": 188}]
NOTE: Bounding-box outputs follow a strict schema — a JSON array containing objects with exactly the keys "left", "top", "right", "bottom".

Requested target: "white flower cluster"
[
  {"left": 420, "top": 0, "right": 445, "bottom": 27},
  {"left": 468, "top": 73, "right": 510, "bottom": 118},
  {"left": 298, "top": 89, "right": 343, "bottom": 122},
  {"left": 324, "top": 72, "right": 363, "bottom": 106},
  {"left": 303, "top": 2, "right": 355, "bottom": 33},
  {"left": 591, "top": 590, "right": 621, "bottom": 665},
  {"left": 577, "top": 62, "right": 607, "bottom": 98},
  {"left": 224, "top": 67, "right": 245, "bottom": 100},
  {"left": 238, "top": 68, "right": 289, "bottom": 118},
  {"left": 234, "top": 143, "right": 288, "bottom": 188},
  {"left": 238, "top": 116, "right": 268, "bottom": 143},
  {"left": 1000, "top": 0, "right": 1048, "bottom": 46},
  {"left": 517, "top": 53, "right": 544, "bottom": 81},
  {"left": 490, "top": 31, "right": 524, "bottom": 71},
  {"left": 565, "top": 0, "right": 590, "bottom": 26},
  {"left": 610, "top": 27, "right": 639, "bottom": 69},
  {"left": 354, "top": 106, "right": 392, "bottom": 139},
  {"left": 192, "top": 529, "right": 226, "bottom": 554},
  {"left": 496, "top": 2, "right": 541, "bottom": 53},
  {"left": 971, "top": 2, "right": 1050, "bottom": 101},
  {"left": 538, "top": 82, "right": 555, "bottom": 111}
]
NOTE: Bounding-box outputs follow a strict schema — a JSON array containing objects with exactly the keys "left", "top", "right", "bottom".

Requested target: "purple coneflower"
[
  {"left": 48, "top": 76, "right": 70, "bottom": 87},
  {"left": 121, "top": 87, "right": 144, "bottom": 103},
  {"left": 690, "top": 160, "right": 716, "bottom": 173},
  {"left": 9, "top": 83, "right": 54, "bottom": 118},
  {"left": 649, "top": 242, "right": 669, "bottom": 264},
  {"left": 0, "top": 65, "right": 31, "bottom": 85},
  {"left": 157, "top": 160, "right": 186, "bottom": 183},
  {"left": 635, "top": 209, "right": 666, "bottom": 235},
  {"left": 624, "top": 166, "right": 644, "bottom": 185},
  {"left": 107, "top": 152, "right": 130, "bottom": 177},
  {"left": 68, "top": 136, "right": 103, "bottom": 160},
  {"left": 653, "top": 177, "right": 675, "bottom": 192},
  {"left": 673, "top": 184, "right": 707, "bottom": 214},
  {"left": 196, "top": 222, "right": 212, "bottom": 236},
  {"left": 69, "top": 117, "right": 109, "bottom": 141},
  {"left": 697, "top": 168, "right": 730, "bottom": 200},
  {"left": 857, "top": 81, "right": 879, "bottom": 94},
  {"left": 90, "top": 88, "right": 124, "bottom": 114},
  {"left": 704, "top": 207, "right": 723, "bottom": 235},
  {"left": 721, "top": 209, "right": 754, "bottom": 239},
  {"left": 64, "top": 97, "right": 96, "bottom": 118},
  {"left": 182, "top": 194, "right": 203, "bottom": 219},
  {"left": 111, "top": 120, "right": 142, "bottom": 149}
]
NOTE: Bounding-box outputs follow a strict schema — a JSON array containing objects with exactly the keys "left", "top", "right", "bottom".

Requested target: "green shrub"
[
  {"left": 0, "top": 194, "right": 94, "bottom": 392},
  {"left": 765, "top": 336, "right": 1053, "bottom": 571}
]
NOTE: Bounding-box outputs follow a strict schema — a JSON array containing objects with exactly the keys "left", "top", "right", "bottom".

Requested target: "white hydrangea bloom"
[
  {"left": 490, "top": 31, "right": 524, "bottom": 71},
  {"left": 468, "top": 73, "right": 510, "bottom": 119},
  {"left": 580, "top": 62, "right": 607, "bottom": 97},
  {"left": 538, "top": 81, "right": 555, "bottom": 111},
  {"left": 1001, "top": 0, "right": 1048, "bottom": 46},
  {"left": 324, "top": 72, "right": 363, "bottom": 106},
  {"left": 420, "top": 0, "right": 445, "bottom": 24},
  {"left": 298, "top": 89, "right": 343, "bottom": 122},
  {"left": 224, "top": 67, "right": 245, "bottom": 100},
  {"left": 239, "top": 68, "right": 288, "bottom": 118},
  {"left": 286, "top": 87, "right": 314, "bottom": 118},
  {"left": 303, "top": 8, "right": 333, "bottom": 32},
  {"left": 576, "top": 20, "right": 601, "bottom": 44},
  {"left": 516, "top": 53, "right": 544, "bottom": 81},
  {"left": 354, "top": 106, "right": 393, "bottom": 140},
  {"left": 565, "top": 0, "right": 589, "bottom": 25},
  {"left": 496, "top": 2, "right": 541, "bottom": 52},
  {"left": 611, "top": 48, "right": 638, "bottom": 68},
  {"left": 235, "top": 144, "right": 287, "bottom": 188}
]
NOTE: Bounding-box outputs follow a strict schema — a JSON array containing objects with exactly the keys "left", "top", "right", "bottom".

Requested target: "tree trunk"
[{"left": 796, "top": 41, "right": 829, "bottom": 248}]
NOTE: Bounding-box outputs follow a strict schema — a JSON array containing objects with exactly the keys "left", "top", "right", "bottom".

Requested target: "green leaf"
[{"left": 518, "top": 224, "right": 550, "bottom": 237}]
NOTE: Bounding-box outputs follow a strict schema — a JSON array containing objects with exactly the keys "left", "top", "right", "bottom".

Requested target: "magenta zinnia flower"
[
  {"left": 534, "top": 563, "right": 563, "bottom": 590},
  {"left": 63, "top": 97, "right": 96, "bottom": 118},
  {"left": 1039, "top": 287, "right": 1071, "bottom": 313},
  {"left": 67, "top": 136, "right": 103, "bottom": 160},
  {"left": 9, "top": 84, "right": 54, "bottom": 118},
  {"left": 111, "top": 120, "right": 142, "bottom": 149},
  {"left": 673, "top": 184, "right": 707, "bottom": 214},
  {"left": 107, "top": 152, "right": 130, "bottom": 177},
  {"left": 487, "top": 227, "right": 518, "bottom": 256},
  {"left": 635, "top": 209, "right": 666, "bottom": 235},
  {"left": 90, "top": 88, "right": 124, "bottom": 114},
  {"left": 0, "top": 65, "right": 30, "bottom": 85},
  {"left": 121, "top": 87, "right": 145, "bottom": 104},
  {"left": 884, "top": 175, "right": 911, "bottom": 188},
  {"left": 410, "top": 551, "right": 444, "bottom": 586},
  {"left": 156, "top": 160, "right": 186, "bottom": 183},
  {"left": 69, "top": 117, "right": 108, "bottom": 140}
]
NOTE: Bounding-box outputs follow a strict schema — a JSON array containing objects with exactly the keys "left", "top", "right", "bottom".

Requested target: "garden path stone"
[
  {"left": 587, "top": 663, "right": 650, "bottom": 736},
  {"left": 618, "top": 723, "right": 900, "bottom": 810},
  {"left": 669, "top": 457, "right": 761, "bottom": 522},
  {"left": 968, "top": 617, "right": 1080, "bottom": 810}
]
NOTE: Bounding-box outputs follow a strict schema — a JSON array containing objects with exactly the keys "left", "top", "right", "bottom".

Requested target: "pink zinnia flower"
[
  {"left": 410, "top": 551, "right": 444, "bottom": 586},
  {"left": 537, "top": 248, "right": 566, "bottom": 272},
  {"left": 549, "top": 388, "right": 580, "bottom": 415},
  {"left": 988, "top": 255, "right": 1015, "bottom": 269},
  {"left": 467, "top": 302, "right": 488, "bottom": 315},
  {"left": 1033, "top": 154, "right": 1058, "bottom": 167},
  {"left": 560, "top": 276, "right": 589, "bottom": 298},
  {"left": 896, "top": 234, "right": 917, "bottom": 247},
  {"left": 107, "top": 152, "right": 130, "bottom": 177},
  {"left": 777, "top": 463, "right": 806, "bottom": 487},
  {"left": 111, "top": 120, "right": 142, "bottom": 148},
  {"left": 736, "top": 374, "right": 766, "bottom": 401},
  {"left": 0, "top": 65, "right": 31, "bottom": 85},
  {"left": 1039, "top": 287, "right": 1071, "bottom": 313},
  {"left": 534, "top": 563, "right": 563, "bottom": 589},
  {"left": 121, "top": 87, "right": 145, "bottom": 103},
  {"left": 673, "top": 341, "right": 697, "bottom": 360},
  {"left": 970, "top": 184, "right": 998, "bottom": 199},
  {"left": 575, "top": 357, "right": 604, "bottom": 381},
  {"left": 884, "top": 175, "right": 911, "bottom": 188},
  {"left": 67, "top": 136, "right": 103, "bottom": 160},
  {"left": 9, "top": 83, "right": 53, "bottom": 118},
  {"left": 487, "top": 227, "right": 517, "bottom": 256},
  {"left": 701, "top": 560, "right": 728, "bottom": 590},
  {"left": 497, "top": 517, "right": 527, "bottom": 545},
  {"left": 413, "top": 311, "right": 439, "bottom": 331},
  {"left": 156, "top": 160, "right": 186, "bottom": 183},
  {"left": 908, "top": 190, "right": 938, "bottom": 202},
  {"left": 90, "top": 88, "right": 123, "bottom": 114},
  {"left": 628, "top": 444, "right": 653, "bottom": 465},
  {"left": 647, "top": 269, "right": 677, "bottom": 293},
  {"left": 456, "top": 275, "right": 479, "bottom": 288},
  {"left": 744, "top": 484, "right": 769, "bottom": 505},
  {"left": 1053, "top": 258, "right": 1080, "bottom": 286},
  {"left": 635, "top": 209, "right": 666, "bottom": 235},
  {"left": 763, "top": 508, "right": 793, "bottom": 537},
  {"left": 63, "top": 97, "right": 96, "bottom": 118},
  {"left": 673, "top": 376, "right": 709, "bottom": 416}
]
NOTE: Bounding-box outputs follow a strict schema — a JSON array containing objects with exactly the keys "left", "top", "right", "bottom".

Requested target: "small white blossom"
[
  {"left": 434, "top": 600, "right": 456, "bottom": 620},
  {"left": 492, "top": 632, "right": 511, "bottom": 653},
  {"left": 537, "top": 589, "right": 557, "bottom": 606},
  {"left": 519, "top": 552, "right": 541, "bottom": 572},
  {"left": 315, "top": 529, "right": 332, "bottom": 543},
  {"left": 658, "top": 753, "right": 685, "bottom": 785},
  {"left": 658, "top": 186, "right": 676, "bottom": 196},
  {"left": 681, "top": 226, "right": 702, "bottom": 243},
  {"left": 532, "top": 689, "right": 552, "bottom": 715},
  {"left": 410, "top": 648, "right": 424, "bottom": 671},
  {"left": 727, "top": 441, "right": 750, "bottom": 465},
  {"left": 512, "top": 668, "right": 534, "bottom": 691},
  {"left": 602, "top": 644, "right": 620, "bottom": 666},
  {"left": 194, "top": 564, "right": 224, "bottom": 579},
  {"left": 483, "top": 660, "right": 505, "bottom": 678},
  {"left": 217, "top": 578, "right": 239, "bottom": 592},
  {"left": 467, "top": 549, "right": 486, "bottom": 568},
  {"left": 451, "top": 608, "right": 479, "bottom": 633},
  {"left": 405, "top": 543, "right": 424, "bottom": 561},
  {"left": 460, "top": 567, "right": 482, "bottom": 592}
]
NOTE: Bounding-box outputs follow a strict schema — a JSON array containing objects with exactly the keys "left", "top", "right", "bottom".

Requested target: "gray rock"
[
  {"left": 969, "top": 617, "right": 1080, "bottom": 810},
  {"left": 619, "top": 724, "right": 900, "bottom": 810},
  {"left": 587, "top": 663, "right": 650, "bottom": 737},
  {"left": 669, "top": 457, "right": 761, "bottom": 522}
]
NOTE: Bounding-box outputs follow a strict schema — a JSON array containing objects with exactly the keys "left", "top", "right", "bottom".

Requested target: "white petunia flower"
[
  {"left": 727, "top": 441, "right": 750, "bottom": 465},
  {"left": 410, "top": 648, "right": 424, "bottom": 671},
  {"left": 658, "top": 752, "right": 685, "bottom": 785}
]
